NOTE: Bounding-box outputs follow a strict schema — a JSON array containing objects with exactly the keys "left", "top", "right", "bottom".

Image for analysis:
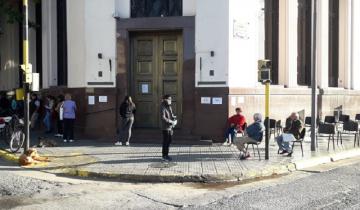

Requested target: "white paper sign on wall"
[
  {"left": 88, "top": 96, "right": 95, "bottom": 105},
  {"left": 99, "top": 96, "right": 108, "bottom": 103},
  {"left": 201, "top": 97, "right": 211, "bottom": 104},
  {"left": 212, "top": 97, "right": 223, "bottom": 105}
]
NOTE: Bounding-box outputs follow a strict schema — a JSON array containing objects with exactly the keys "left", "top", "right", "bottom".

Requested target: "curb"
[
  {"left": 0, "top": 149, "right": 19, "bottom": 163},
  {"left": 292, "top": 148, "right": 360, "bottom": 170},
  {"left": 57, "top": 149, "right": 360, "bottom": 183},
  {"left": 1, "top": 148, "right": 359, "bottom": 183}
]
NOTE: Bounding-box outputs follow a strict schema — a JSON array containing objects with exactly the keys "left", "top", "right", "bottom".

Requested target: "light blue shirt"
[{"left": 63, "top": 100, "right": 76, "bottom": 119}]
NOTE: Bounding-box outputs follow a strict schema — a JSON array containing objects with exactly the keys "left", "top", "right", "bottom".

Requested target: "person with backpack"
[{"left": 115, "top": 96, "right": 136, "bottom": 146}]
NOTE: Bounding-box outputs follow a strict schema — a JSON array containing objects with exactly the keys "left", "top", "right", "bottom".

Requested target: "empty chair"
[
  {"left": 305, "top": 117, "right": 312, "bottom": 127},
  {"left": 339, "top": 120, "right": 359, "bottom": 147},
  {"left": 317, "top": 123, "right": 336, "bottom": 150},
  {"left": 355, "top": 114, "right": 360, "bottom": 122},
  {"left": 264, "top": 118, "right": 277, "bottom": 139},
  {"left": 338, "top": 114, "right": 350, "bottom": 123},
  {"left": 324, "top": 116, "right": 336, "bottom": 124}
]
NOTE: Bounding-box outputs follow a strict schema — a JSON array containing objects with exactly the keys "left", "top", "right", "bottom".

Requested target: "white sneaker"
[
  {"left": 223, "top": 141, "right": 229, "bottom": 146},
  {"left": 54, "top": 134, "right": 62, "bottom": 137},
  {"left": 125, "top": 142, "right": 130, "bottom": 146},
  {"left": 115, "top": 141, "right": 122, "bottom": 146},
  {"left": 69, "top": 139, "right": 74, "bottom": 143},
  {"left": 63, "top": 139, "right": 67, "bottom": 143}
]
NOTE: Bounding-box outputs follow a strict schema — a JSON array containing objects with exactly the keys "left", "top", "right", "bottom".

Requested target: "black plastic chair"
[
  {"left": 324, "top": 116, "right": 336, "bottom": 124},
  {"left": 245, "top": 135, "right": 263, "bottom": 161},
  {"left": 305, "top": 117, "right": 312, "bottom": 127},
  {"left": 276, "top": 120, "right": 283, "bottom": 136},
  {"left": 339, "top": 120, "right": 359, "bottom": 147},
  {"left": 317, "top": 123, "right": 336, "bottom": 150},
  {"left": 338, "top": 114, "right": 350, "bottom": 123},
  {"left": 355, "top": 114, "right": 360, "bottom": 122},
  {"left": 264, "top": 119, "right": 277, "bottom": 139},
  {"left": 290, "top": 128, "right": 306, "bottom": 157}
]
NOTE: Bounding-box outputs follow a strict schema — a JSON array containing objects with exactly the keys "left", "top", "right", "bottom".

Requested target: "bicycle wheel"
[{"left": 9, "top": 130, "right": 25, "bottom": 153}]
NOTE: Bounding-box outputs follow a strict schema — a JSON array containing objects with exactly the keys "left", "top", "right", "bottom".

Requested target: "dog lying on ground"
[
  {"left": 35, "top": 137, "right": 57, "bottom": 148},
  {"left": 19, "top": 148, "right": 50, "bottom": 166}
]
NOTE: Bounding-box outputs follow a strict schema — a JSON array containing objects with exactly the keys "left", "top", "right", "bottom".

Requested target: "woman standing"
[
  {"left": 54, "top": 94, "right": 65, "bottom": 138},
  {"left": 43, "top": 95, "right": 55, "bottom": 133},
  {"left": 115, "top": 96, "right": 136, "bottom": 146},
  {"left": 63, "top": 93, "right": 77, "bottom": 143}
]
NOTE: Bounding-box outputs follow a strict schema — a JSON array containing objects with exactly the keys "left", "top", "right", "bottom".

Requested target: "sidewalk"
[{"left": 1, "top": 133, "right": 360, "bottom": 182}]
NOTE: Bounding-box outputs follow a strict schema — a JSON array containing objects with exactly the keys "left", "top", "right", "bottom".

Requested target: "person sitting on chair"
[
  {"left": 276, "top": 112, "right": 303, "bottom": 156},
  {"left": 234, "top": 113, "right": 265, "bottom": 159},
  {"left": 223, "top": 107, "right": 246, "bottom": 145}
]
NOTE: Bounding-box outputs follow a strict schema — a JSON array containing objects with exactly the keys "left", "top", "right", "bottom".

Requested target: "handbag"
[{"left": 59, "top": 103, "right": 64, "bottom": 121}]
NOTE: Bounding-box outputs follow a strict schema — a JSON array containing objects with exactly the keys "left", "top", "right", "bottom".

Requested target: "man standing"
[{"left": 160, "top": 95, "right": 177, "bottom": 162}]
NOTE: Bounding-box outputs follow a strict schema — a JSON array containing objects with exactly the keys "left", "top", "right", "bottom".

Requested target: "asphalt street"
[{"left": 0, "top": 157, "right": 359, "bottom": 210}]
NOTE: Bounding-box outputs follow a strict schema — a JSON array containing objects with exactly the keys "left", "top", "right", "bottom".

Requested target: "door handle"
[
  {"left": 109, "top": 59, "right": 112, "bottom": 72},
  {"left": 200, "top": 57, "right": 202, "bottom": 71}
]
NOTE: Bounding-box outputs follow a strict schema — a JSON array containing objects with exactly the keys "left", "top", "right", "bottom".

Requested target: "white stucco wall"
[
  {"left": 67, "top": 0, "right": 86, "bottom": 88},
  {"left": 183, "top": 0, "right": 196, "bottom": 16},
  {"left": 115, "top": 0, "right": 130, "bottom": 18},
  {"left": 84, "top": 0, "right": 116, "bottom": 87},
  {"left": 195, "top": 0, "right": 229, "bottom": 87},
  {"left": 67, "top": 0, "right": 116, "bottom": 88},
  {"left": 228, "top": 0, "right": 263, "bottom": 88}
]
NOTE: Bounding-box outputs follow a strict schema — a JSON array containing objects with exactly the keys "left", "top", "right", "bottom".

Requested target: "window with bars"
[{"left": 131, "top": 0, "right": 182, "bottom": 18}]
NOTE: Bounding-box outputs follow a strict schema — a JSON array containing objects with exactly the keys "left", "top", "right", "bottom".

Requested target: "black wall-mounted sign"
[{"left": 131, "top": 0, "right": 182, "bottom": 18}]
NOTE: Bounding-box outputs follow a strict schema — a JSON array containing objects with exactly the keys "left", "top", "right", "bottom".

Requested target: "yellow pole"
[
  {"left": 265, "top": 82, "right": 270, "bottom": 118},
  {"left": 22, "top": 0, "right": 31, "bottom": 152},
  {"left": 265, "top": 81, "right": 270, "bottom": 160}
]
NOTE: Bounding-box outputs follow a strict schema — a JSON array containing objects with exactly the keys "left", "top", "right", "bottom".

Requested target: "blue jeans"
[
  {"left": 225, "top": 128, "right": 236, "bottom": 142},
  {"left": 43, "top": 111, "right": 52, "bottom": 132},
  {"left": 276, "top": 135, "right": 292, "bottom": 152}
]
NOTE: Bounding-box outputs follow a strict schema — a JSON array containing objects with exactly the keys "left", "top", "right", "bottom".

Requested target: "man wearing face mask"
[{"left": 160, "top": 95, "right": 177, "bottom": 161}]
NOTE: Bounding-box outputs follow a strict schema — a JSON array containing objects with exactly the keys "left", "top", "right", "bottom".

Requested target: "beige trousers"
[{"left": 234, "top": 136, "right": 259, "bottom": 152}]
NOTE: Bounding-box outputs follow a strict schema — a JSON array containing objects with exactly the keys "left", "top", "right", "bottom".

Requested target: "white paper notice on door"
[
  {"left": 141, "top": 84, "right": 149, "bottom": 94},
  {"left": 88, "top": 96, "right": 95, "bottom": 105},
  {"left": 212, "top": 97, "right": 223, "bottom": 105}
]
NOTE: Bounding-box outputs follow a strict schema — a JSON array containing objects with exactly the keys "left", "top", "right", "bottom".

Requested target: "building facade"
[{"left": 1, "top": 0, "right": 360, "bottom": 142}]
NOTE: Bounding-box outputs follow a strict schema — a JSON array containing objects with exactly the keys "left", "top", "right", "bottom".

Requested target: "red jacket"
[{"left": 228, "top": 114, "right": 246, "bottom": 132}]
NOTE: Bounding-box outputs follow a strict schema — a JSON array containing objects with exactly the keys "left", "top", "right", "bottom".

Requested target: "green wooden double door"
[{"left": 131, "top": 32, "right": 183, "bottom": 128}]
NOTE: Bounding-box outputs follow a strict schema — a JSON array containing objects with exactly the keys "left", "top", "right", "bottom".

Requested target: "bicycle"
[
  {"left": 8, "top": 114, "right": 25, "bottom": 153},
  {"left": 0, "top": 116, "right": 13, "bottom": 145}
]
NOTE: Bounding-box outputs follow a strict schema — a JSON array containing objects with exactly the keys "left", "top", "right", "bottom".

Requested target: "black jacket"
[
  {"left": 160, "top": 102, "right": 176, "bottom": 131},
  {"left": 120, "top": 102, "right": 136, "bottom": 118}
]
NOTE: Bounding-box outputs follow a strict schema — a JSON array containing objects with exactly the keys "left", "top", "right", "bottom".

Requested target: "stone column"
[
  {"left": 316, "top": 0, "right": 329, "bottom": 88},
  {"left": 278, "top": 0, "right": 298, "bottom": 87},
  {"left": 338, "top": 0, "right": 352, "bottom": 89},
  {"left": 42, "top": 0, "right": 58, "bottom": 88},
  {"left": 351, "top": 0, "right": 360, "bottom": 90}
]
